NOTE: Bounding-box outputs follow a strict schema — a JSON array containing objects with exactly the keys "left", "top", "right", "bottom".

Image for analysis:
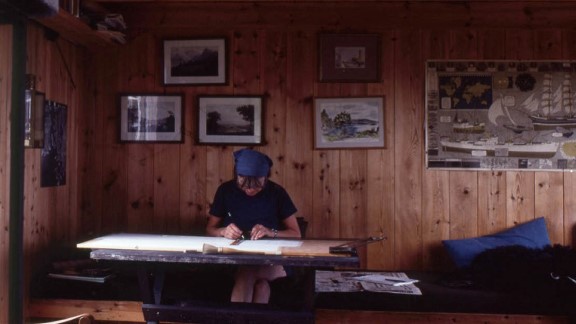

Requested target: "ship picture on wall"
[{"left": 425, "top": 60, "right": 576, "bottom": 171}]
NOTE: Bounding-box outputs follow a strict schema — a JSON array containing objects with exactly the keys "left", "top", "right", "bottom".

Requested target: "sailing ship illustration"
[{"left": 525, "top": 73, "right": 576, "bottom": 128}]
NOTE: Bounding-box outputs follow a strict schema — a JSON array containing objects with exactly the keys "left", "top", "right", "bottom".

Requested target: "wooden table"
[{"left": 77, "top": 234, "right": 360, "bottom": 324}]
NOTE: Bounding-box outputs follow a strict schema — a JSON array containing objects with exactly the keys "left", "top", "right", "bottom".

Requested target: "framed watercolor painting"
[
  {"left": 314, "top": 97, "right": 385, "bottom": 149},
  {"left": 318, "top": 33, "right": 381, "bottom": 82}
]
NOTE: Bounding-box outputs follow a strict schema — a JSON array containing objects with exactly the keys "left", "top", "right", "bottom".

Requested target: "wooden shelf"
[{"left": 34, "top": 9, "right": 119, "bottom": 49}]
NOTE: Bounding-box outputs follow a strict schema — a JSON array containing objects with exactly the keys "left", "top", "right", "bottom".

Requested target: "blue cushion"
[{"left": 442, "top": 217, "right": 551, "bottom": 269}]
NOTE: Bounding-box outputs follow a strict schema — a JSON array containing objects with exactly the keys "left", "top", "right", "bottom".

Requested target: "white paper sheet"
[{"left": 77, "top": 233, "right": 302, "bottom": 254}]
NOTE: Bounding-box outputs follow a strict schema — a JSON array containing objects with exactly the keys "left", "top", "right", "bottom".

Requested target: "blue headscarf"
[{"left": 234, "top": 149, "right": 272, "bottom": 177}]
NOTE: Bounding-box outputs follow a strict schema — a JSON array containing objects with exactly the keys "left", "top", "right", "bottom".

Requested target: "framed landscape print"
[
  {"left": 197, "top": 95, "right": 264, "bottom": 145},
  {"left": 426, "top": 60, "right": 576, "bottom": 171},
  {"left": 119, "top": 94, "right": 183, "bottom": 143},
  {"left": 314, "top": 97, "right": 385, "bottom": 149},
  {"left": 318, "top": 33, "right": 381, "bottom": 82},
  {"left": 163, "top": 38, "right": 228, "bottom": 85}
]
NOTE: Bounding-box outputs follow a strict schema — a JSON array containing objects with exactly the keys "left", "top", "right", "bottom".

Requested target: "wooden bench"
[
  {"left": 29, "top": 299, "right": 570, "bottom": 323},
  {"left": 30, "top": 270, "right": 573, "bottom": 323}
]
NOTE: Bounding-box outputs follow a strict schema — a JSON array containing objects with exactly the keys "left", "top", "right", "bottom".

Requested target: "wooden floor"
[{"left": 29, "top": 299, "right": 570, "bottom": 324}]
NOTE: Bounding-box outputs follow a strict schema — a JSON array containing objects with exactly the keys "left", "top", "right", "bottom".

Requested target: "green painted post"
[{"left": 8, "top": 16, "right": 26, "bottom": 324}]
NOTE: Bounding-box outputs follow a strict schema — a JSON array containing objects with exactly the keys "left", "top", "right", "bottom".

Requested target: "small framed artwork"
[
  {"left": 197, "top": 95, "right": 264, "bottom": 145},
  {"left": 119, "top": 94, "right": 183, "bottom": 143},
  {"left": 314, "top": 97, "right": 385, "bottom": 149},
  {"left": 318, "top": 33, "right": 381, "bottom": 82},
  {"left": 163, "top": 38, "right": 228, "bottom": 85}
]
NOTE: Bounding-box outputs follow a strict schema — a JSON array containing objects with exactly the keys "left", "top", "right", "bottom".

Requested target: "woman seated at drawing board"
[{"left": 206, "top": 148, "right": 302, "bottom": 304}]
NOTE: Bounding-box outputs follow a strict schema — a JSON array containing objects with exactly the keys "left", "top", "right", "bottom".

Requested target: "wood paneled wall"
[
  {"left": 0, "top": 24, "right": 13, "bottom": 324},
  {"left": 75, "top": 1, "right": 576, "bottom": 271},
  {"left": 5, "top": 3, "right": 576, "bottom": 321}
]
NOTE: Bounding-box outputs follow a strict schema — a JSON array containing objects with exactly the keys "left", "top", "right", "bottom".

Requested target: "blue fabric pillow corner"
[{"left": 442, "top": 217, "right": 551, "bottom": 269}]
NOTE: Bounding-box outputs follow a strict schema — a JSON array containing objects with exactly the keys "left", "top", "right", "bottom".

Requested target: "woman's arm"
[
  {"left": 206, "top": 214, "right": 243, "bottom": 239},
  {"left": 250, "top": 214, "right": 302, "bottom": 240},
  {"left": 278, "top": 214, "right": 302, "bottom": 238}
]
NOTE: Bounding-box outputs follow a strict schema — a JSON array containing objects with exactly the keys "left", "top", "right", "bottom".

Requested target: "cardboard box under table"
[{"left": 77, "top": 234, "right": 359, "bottom": 324}]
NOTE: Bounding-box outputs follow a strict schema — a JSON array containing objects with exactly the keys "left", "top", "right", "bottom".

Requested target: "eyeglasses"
[{"left": 237, "top": 175, "right": 266, "bottom": 190}]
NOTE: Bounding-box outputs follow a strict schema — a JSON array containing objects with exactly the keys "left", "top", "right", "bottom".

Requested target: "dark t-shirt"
[{"left": 209, "top": 179, "right": 297, "bottom": 232}]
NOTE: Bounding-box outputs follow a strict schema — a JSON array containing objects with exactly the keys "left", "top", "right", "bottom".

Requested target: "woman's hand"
[
  {"left": 250, "top": 224, "right": 273, "bottom": 240},
  {"left": 221, "top": 223, "right": 243, "bottom": 239}
]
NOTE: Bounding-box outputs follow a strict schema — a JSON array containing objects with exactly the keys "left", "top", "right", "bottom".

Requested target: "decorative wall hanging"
[
  {"left": 41, "top": 101, "right": 67, "bottom": 187},
  {"left": 163, "top": 38, "right": 228, "bottom": 85},
  {"left": 119, "top": 94, "right": 183, "bottom": 143},
  {"left": 426, "top": 60, "right": 576, "bottom": 171},
  {"left": 196, "top": 95, "right": 264, "bottom": 145},
  {"left": 314, "top": 97, "right": 385, "bottom": 149},
  {"left": 318, "top": 33, "right": 381, "bottom": 83}
]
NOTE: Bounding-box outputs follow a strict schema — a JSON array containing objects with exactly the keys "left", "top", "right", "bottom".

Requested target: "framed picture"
[
  {"left": 318, "top": 33, "right": 381, "bottom": 82},
  {"left": 197, "top": 95, "right": 264, "bottom": 145},
  {"left": 119, "top": 94, "right": 183, "bottom": 143},
  {"left": 314, "top": 97, "right": 385, "bottom": 149},
  {"left": 163, "top": 38, "right": 228, "bottom": 85}
]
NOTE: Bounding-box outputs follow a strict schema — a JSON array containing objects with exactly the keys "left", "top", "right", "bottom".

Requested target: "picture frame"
[
  {"left": 318, "top": 33, "right": 381, "bottom": 82},
  {"left": 119, "top": 94, "right": 183, "bottom": 143},
  {"left": 197, "top": 95, "right": 264, "bottom": 145},
  {"left": 163, "top": 38, "right": 228, "bottom": 85},
  {"left": 314, "top": 97, "right": 385, "bottom": 149}
]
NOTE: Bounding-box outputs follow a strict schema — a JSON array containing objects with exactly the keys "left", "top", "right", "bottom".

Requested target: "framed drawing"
[
  {"left": 197, "top": 95, "right": 264, "bottom": 145},
  {"left": 314, "top": 97, "right": 385, "bottom": 149},
  {"left": 163, "top": 38, "right": 228, "bottom": 85},
  {"left": 119, "top": 94, "right": 183, "bottom": 143},
  {"left": 41, "top": 101, "right": 67, "bottom": 187},
  {"left": 426, "top": 60, "right": 576, "bottom": 171},
  {"left": 318, "top": 33, "right": 381, "bottom": 82}
]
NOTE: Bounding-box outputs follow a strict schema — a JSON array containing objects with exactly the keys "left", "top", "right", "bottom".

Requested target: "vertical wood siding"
[
  {"left": 0, "top": 24, "right": 13, "bottom": 324},
  {"left": 5, "top": 3, "right": 576, "bottom": 321},
  {"left": 78, "top": 5, "right": 576, "bottom": 272}
]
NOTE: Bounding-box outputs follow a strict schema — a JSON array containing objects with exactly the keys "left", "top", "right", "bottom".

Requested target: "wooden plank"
[
  {"left": 28, "top": 299, "right": 144, "bottom": 322},
  {"left": 366, "top": 31, "right": 395, "bottom": 269},
  {"left": 285, "top": 30, "right": 314, "bottom": 235},
  {"left": 535, "top": 172, "right": 564, "bottom": 244},
  {"left": 506, "top": 171, "right": 536, "bottom": 226},
  {"left": 311, "top": 150, "right": 340, "bottom": 239},
  {"left": 315, "top": 309, "right": 569, "bottom": 324},
  {"left": 338, "top": 151, "right": 367, "bottom": 265},
  {"left": 260, "top": 30, "right": 288, "bottom": 185},
  {"left": 153, "top": 144, "right": 181, "bottom": 232},
  {"left": 449, "top": 172, "right": 479, "bottom": 239},
  {"left": 394, "top": 30, "right": 423, "bottom": 270},
  {"left": 0, "top": 24, "right": 12, "bottom": 324},
  {"left": 114, "top": 2, "right": 576, "bottom": 31},
  {"left": 118, "top": 35, "right": 158, "bottom": 233},
  {"left": 478, "top": 171, "right": 507, "bottom": 235}
]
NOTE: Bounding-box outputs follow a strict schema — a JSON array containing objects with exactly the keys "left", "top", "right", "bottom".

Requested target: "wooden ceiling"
[{"left": 89, "top": 0, "right": 576, "bottom": 30}]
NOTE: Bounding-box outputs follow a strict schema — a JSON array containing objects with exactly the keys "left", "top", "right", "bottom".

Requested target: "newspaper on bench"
[{"left": 315, "top": 270, "right": 422, "bottom": 295}]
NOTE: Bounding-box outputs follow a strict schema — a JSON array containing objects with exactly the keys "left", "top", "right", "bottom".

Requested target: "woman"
[{"left": 206, "top": 148, "right": 301, "bottom": 303}]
